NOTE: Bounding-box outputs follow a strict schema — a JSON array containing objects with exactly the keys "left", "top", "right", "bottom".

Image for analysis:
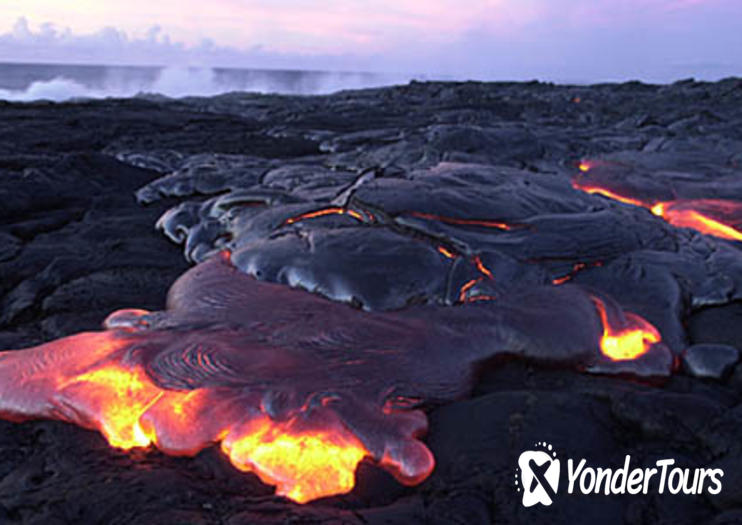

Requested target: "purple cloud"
[{"left": 0, "top": 0, "right": 740, "bottom": 83}]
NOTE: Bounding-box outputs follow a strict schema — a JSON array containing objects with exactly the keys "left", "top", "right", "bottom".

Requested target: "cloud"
[
  {"left": 0, "top": 17, "right": 376, "bottom": 72},
  {"left": 0, "top": 0, "right": 741, "bottom": 83}
]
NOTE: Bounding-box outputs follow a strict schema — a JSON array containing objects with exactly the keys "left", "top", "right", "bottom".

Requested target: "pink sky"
[{"left": 0, "top": 0, "right": 740, "bottom": 81}]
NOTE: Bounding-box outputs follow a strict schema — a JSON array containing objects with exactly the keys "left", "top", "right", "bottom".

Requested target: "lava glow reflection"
[
  {"left": 592, "top": 298, "right": 661, "bottom": 361},
  {"left": 572, "top": 172, "right": 742, "bottom": 241}
]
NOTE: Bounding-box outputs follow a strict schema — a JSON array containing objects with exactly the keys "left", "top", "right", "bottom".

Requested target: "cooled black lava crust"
[{"left": 1, "top": 79, "right": 742, "bottom": 524}]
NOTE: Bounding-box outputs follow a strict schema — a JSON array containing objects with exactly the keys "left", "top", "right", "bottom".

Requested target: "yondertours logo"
[
  {"left": 515, "top": 442, "right": 560, "bottom": 507},
  {"left": 515, "top": 443, "right": 724, "bottom": 507}
]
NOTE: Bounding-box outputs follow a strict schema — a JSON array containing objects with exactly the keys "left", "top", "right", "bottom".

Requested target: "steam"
[{"left": 0, "top": 66, "right": 412, "bottom": 102}]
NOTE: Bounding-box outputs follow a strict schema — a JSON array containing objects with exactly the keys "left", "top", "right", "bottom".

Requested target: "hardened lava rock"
[
  {"left": 683, "top": 344, "right": 740, "bottom": 380},
  {"left": 1, "top": 78, "right": 742, "bottom": 523},
  {"left": 150, "top": 158, "right": 742, "bottom": 354}
]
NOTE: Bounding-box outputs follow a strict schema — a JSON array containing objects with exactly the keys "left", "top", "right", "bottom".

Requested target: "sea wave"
[{"left": 0, "top": 66, "right": 409, "bottom": 102}]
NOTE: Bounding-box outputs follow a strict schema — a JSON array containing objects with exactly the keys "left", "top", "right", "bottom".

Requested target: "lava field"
[{"left": 1, "top": 78, "right": 742, "bottom": 524}]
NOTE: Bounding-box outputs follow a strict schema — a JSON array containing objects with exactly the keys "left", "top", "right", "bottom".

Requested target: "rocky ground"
[{"left": 1, "top": 79, "right": 742, "bottom": 524}]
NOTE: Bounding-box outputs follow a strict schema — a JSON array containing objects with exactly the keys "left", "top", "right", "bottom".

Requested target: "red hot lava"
[
  {"left": 0, "top": 332, "right": 374, "bottom": 503},
  {"left": 284, "top": 207, "right": 368, "bottom": 225},
  {"left": 650, "top": 200, "right": 742, "bottom": 242},
  {"left": 0, "top": 253, "right": 673, "bottom": 504},
  {"left": 552, "top": 261, "right": 604, "bottom": 286},
  {"left": 591, "top": 298, "right": 661, "bottom": 361},
  {"left": 406, "top": 211, "right": 515, "bottom": 231},
  {"left": 573, "top": 164, "right": 742, "bottom": 241}
]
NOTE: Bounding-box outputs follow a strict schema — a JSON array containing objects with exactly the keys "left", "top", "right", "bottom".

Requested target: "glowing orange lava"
[
  {"left": 6, "top": 338, "right": 373, "bottom": 503},
  {"left": 454, "top": 255, "right": 496, "bottom": 302},
  {"left": 551, "top": 261, "right": 602, "bottom": 286},
  {"left": 437, "top": 246, "right": 456, "bottom": 259},
  {"left": 60, "top": 364, "right": 163, "bottom": 449},
  {"left": 223, "top": 417, "right": 368, "bottom": 503},
  {"left": 652, "top": 201, "right": 742, "bottom": 242},
  {"left": 592, "top": 298, "right": 661, "bottom": 361},
  {"left": 407, "top": 211, "right": 514, "bottom": 230},
  {"left": 473, "top": 256, "right": 493, "bottom": 279},
  {"left": 458, "top": 279, "right": 479, "bottom": 302},
  {"left": 572, "top": 177, "right": 742, "bottom": 241},
  {"left": 284, "top": 207, "right": 365, "bottom": 225},
  {"left": 571, "top": 180, "right": 645, "bottom": 207}
]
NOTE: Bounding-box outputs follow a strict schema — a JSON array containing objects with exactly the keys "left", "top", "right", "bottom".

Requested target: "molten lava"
[
  {"left": 3, "top": 337, "right": 373, "bottom": 503},
  {"left": 61, "top": 364, "right": 163, "bottom": 450},
  {"left": 552, "top": 261, "right": 603, "bottom": 286},
  {"left": 572, "top": 173, "right": 742, "bottom": 241},
  {"left": 456, "top": 256, "right": 495, "bottom": 302},
  {"left": 571, "top": 180, "right": 645, "bottom": 207},
  {"left": 458, "top": 278, "right": 480, "bottom": 303},
  {"left": 437, "top": 245, "right": 456, "bottom": 259},
  {"left": 473, "top": 256, "right": 494, "bottom": 279},
  {"left": 406, "top": 211, "right": 515, "bottom": 230},
  {"left": 284, "top": 207, "right": 366, "bottom": 225},
  {"left": 651, "top": 201, "right": 742, "bottom": 242},
  {"left": 223, "top": 417, "right": 368, "bottom": 503},
  {"left": 0, "top": 255, "right": 675, "bottom": 505},
  {"left": 592, "top": 298, "right": 661, "bottom": 361}
]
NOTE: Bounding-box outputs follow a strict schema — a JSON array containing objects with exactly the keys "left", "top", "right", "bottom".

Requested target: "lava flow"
[
  {"left": 0, "top": 256, "right": 440, "bottom": 504},
  {"left": 573, "top": 168, "right": 742, "bottom": 241},
  {"left": 0, "top": 254, "right": 674, "bottom": 505},
  {"left": 650, "top": 200, "right": 742, "bottom": 242},
  {"left": 591, "top": 298, "right": 661, "bottom": 361},
  {"left": 0, "top": 333, "right": 373, "bottom": 503},
  {"left": 223, "top": 416, "right": 368, "bottom": 504}
]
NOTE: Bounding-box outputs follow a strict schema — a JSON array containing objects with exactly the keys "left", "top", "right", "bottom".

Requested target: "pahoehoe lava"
[
  {"left": 0, "top": 251, "right": 672, "bottom": 502},
  {"left": 1, "top": 79, "right": 742, "bottom": 523}
]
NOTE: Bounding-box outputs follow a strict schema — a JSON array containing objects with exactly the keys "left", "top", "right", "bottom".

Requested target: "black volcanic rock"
[
  {"left": 684, "top": 344, "right": 740, "bottom": 380},
  {"left": 689, "top": 302, "right": 742, "bottom": 350},
  {"left": 1, "top": 79, "right": 742, "bottom": 524}
]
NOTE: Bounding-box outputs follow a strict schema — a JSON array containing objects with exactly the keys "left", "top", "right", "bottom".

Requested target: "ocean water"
[{"left": 0, "top": 62, "right": 414, "bottom": 101}]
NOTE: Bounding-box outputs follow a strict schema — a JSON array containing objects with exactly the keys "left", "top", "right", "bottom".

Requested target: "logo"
[
  {"left": 515, "top": 442, "right": 724, "bottom": 507},
  {"left": 515, "top": 442, "right": 560, "bottom": 507}
]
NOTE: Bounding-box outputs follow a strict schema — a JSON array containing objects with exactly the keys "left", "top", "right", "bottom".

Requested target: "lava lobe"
[{"left": 0, "top": 252, "right": 671, "bottom": 502}]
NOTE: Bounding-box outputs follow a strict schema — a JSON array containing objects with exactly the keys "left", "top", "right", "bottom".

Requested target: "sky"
[{"left": 0, "top": 0, "right": 740, "bottom": 82}]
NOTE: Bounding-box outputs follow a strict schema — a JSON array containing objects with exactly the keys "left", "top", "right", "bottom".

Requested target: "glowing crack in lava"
[
  {"left": 284, "top": 207, "right": 368, "bottom": 225},
  {"left": 0, "top": 255, "right": 673, "bottom": 502},
  {"left": 573, "top": 168, "right": 742, "bottom": 241},
  {"left": 405, "top": 211, "right": 515, "bottom": 231},
  {"left": 552, "top": 262, "right": 604, "bottom": 286},
  {"left": 457, "top": 256, "right": 496, "bottom": 303}
]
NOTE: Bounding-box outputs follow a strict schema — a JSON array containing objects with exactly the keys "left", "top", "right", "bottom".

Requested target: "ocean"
[{"left": 0, "top": 62, "right": 414, "bottom": 102}]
